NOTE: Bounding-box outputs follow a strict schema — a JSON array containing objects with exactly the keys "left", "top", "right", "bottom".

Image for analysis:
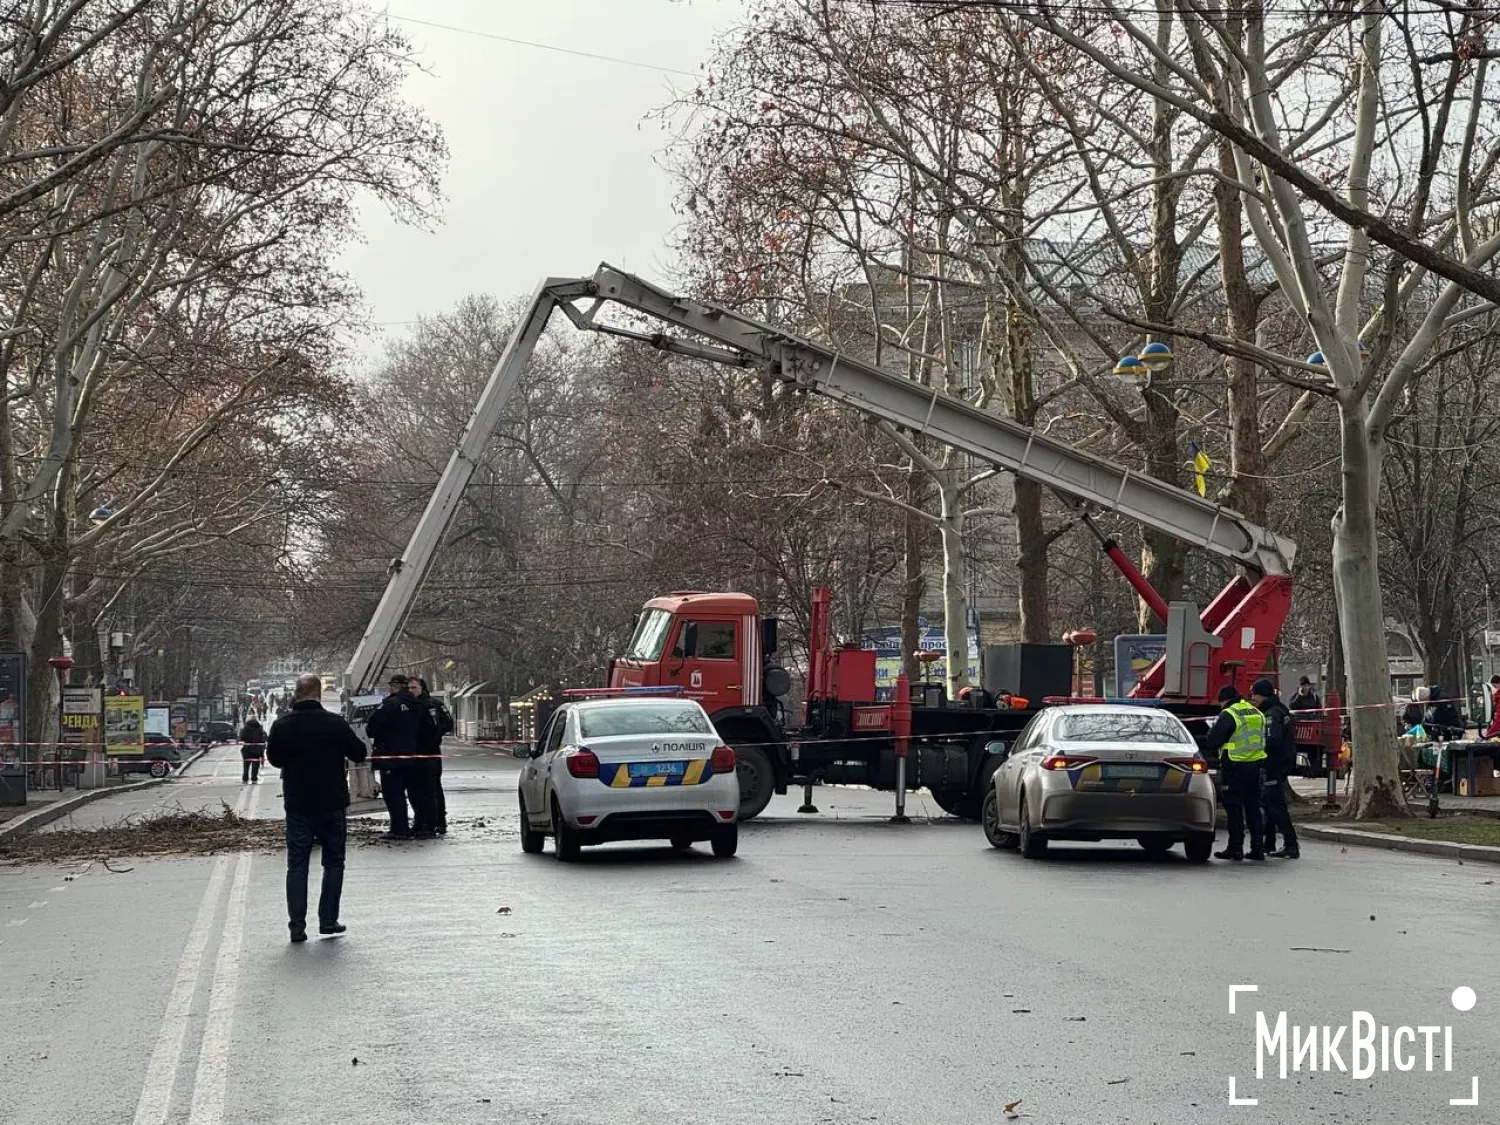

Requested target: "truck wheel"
[
  {"left": 983, "top": 789, "right": 1019, "bottom": 850},
  {"left": 929, "top": 789, "right": 965, "bottom": 817},
  {"left": 733, "top": 744, "right": 775, "bottom": 821},
  {"left": 956, "top": 759, "right": 1003, "bottom": 821}
]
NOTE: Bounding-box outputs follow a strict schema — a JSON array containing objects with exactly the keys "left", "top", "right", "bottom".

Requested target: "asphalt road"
[{"left": 2, "top": 739, "right": 1497, "bottom": 1124}]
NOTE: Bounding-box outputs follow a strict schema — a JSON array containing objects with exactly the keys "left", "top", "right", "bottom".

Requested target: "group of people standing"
[
  {"left": 366, "top": 673, "right": 454, "bottom": 838},
  {"left": 1202, "top": 677, "right": 1305, "bottom": 862}
]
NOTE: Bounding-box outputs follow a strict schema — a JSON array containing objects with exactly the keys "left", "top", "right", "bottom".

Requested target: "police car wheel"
[
  {"left": 669, "top": 836, "right": 694, "bottom": 851},
  {"left": 710, "top": 824, "right": 738, "bottom": 858},
  {"left": 1136, "top": 834, "right": 1175, "bottom": 858},
  {"left": 1183, "top": 833, "right": 1214, "bottom": 864},
  {"left": 518, "top": 795, "right": 545, "bottom": 854},
  {"left": 983, "top": 789, "right": 1018, "bottom": 850},
  {"left": 1019, "top": 795, "right": 1048, "bottom": 859},
  {"left": 551, "top": 798, "right": 580, "bottom": 862}
]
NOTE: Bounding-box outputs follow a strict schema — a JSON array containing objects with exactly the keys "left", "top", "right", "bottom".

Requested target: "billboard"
[
  {"left": 862, "top": 621, "right": 980, "bottom": 690},
  {"left": 60, "top": 687, "right": 102, "bottom": 760},
  {"left": 0, "top": 652, "right": 25, "bottom": 766},
  {"left": 104, "top": 696, "right": 145, "bottom": 757},
  {"left": 145, "top": 705, "right": 171, "bottom": 737},
  {"left": 1114, "top": 635, "right": 1168, "bottom": 698}
]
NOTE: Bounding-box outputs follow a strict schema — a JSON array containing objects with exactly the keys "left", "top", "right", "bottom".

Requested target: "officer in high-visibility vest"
[{"left": 1202, "top": 684, "right": 1267, "bottom": 862}]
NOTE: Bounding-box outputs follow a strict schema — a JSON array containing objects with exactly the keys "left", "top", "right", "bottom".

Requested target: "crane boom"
[
  {"left": 345, "top": 263, "right": 1296, "bottom": 694},
  {"left": 341, "top": 278, "right": 591, "bottom": 694}
]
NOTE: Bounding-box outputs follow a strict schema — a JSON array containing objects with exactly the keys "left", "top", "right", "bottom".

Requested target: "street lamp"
[{"left": 1138, "top": 341, "right": 1174, "bottom": 372}]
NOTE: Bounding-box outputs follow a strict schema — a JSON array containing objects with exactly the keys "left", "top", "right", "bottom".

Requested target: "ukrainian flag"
[{"left": 1189, "top": 442, "right": 1210, "bottom": 498}]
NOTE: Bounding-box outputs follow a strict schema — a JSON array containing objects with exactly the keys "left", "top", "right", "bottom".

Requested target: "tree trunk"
[
  {"left": 936, "top": 474, "right": 970, "bottom": 698},
  {"left": 1336, "top": 397, "right": 1407, "bottom": 818},
  {"left": 24, "top": 550, "right": 68, "bottom": 750},
  {"left": 1014, "top": 477, "right": 1050, "bottom": 642},
  {"left": 1214, "top": 138, "right": 1269, "bottom": 523},
  {"left": 900, "top": 471, "right": 925, "bottom": 684}
]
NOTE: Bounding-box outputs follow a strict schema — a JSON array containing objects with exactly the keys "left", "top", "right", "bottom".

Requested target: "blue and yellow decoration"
[{"left": 1188, "top": 442, "right": 1211, "bottom": 498}]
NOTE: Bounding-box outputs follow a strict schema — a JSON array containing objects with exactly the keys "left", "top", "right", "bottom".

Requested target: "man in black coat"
[
  {"left": 412, "top": 677, "right": 454, "bottom": 835},
  {"left": 1251, "top": 678, "right": 1300, "bottom": 860},
  {"left": 239, "top": 716, "right": 267, "bottom": 783},
  {"left": 266, "top": 675, "right": 367, "bottom": 942},
  {"left": 365, "top": 673, "right": 435, "bottom": 839}
]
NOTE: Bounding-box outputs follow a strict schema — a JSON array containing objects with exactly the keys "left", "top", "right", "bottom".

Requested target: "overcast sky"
[{"left": 339, "top": 0, "right": 743, "bottom": 358}]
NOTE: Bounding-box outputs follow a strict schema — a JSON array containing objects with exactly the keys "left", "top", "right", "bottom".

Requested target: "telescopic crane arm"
[{"left": 345, "top": 264, "right": 1297, "bottom": 701}]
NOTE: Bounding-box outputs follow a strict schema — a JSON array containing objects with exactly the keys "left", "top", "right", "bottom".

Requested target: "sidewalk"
[
  {"left": 0, "top": 748, "right": 210, "bottom": 838},
  {"left": 1288, "top": 776, "right": 1500, "bottom": 815}
]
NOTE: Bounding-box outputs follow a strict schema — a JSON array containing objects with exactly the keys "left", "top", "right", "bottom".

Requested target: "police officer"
[
  {"left": 1251, "top": 677, "right": 1300, "bottom": 860},
  {"left": 366, "top": 674, "right": 436, "bottom": 839},
  {"left": 411, "top": 677, "right": 453, "bottom": 835},
  {"left": 1202, "top": 685, "right": 1267, "bottom": 862}
]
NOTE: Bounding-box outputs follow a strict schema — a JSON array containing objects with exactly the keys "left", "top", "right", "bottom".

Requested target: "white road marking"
[
  {"left": 130, "top": 855, "right": 230, "bottom": 1125},
  {"left": 28, "top": 901, "right": 46, "bottom": 908},
  {"left": 6, "top": 917, "right": 27, "bottom": 927},
  {"left": 186, "top": 849, "right": 252, "bottom": 1125}
]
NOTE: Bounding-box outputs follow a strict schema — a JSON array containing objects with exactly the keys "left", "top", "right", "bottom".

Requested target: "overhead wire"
[{"left": 382, "top": 13, "right": 702, "bottom": 77}]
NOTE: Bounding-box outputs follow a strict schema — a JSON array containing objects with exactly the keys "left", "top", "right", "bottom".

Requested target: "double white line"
[{"left": 131, "top": 782, "right": 259, "bottom": 1125}]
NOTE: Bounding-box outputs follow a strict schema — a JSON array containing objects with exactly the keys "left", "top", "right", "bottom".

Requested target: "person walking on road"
[
  {"left": 1251, "top": 678, "right": 1300, "bottom": 860},
  {"left": 366, "top": 673, "right": 435, "bottom": 839},
  {"left": 239, "top": 715, "right": 267, "bottom": 783},
  {"left": 265, "top": 675, "right": 367, "bottom": 942},
  {"left": 412, "top": 677, "right": 453, "bottom": 835},
  {"left": 1288, "top": 676, "right": 1321, "bottom": 714},
  {"left": 1202, "top": 685, "right": 1267, "bottom": 862}
]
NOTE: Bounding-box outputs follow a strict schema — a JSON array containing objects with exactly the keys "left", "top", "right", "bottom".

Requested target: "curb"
[
  {"left": 1300, "top": 824, "right": 1500, "bottom": 865},
  {"left": 0, "top": 747, "right": 210, "bottom": 840}
]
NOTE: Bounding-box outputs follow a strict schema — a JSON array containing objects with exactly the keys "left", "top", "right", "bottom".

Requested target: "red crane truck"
[{"left": 344, "top": 264, "right": 1342, "bottom": 820}]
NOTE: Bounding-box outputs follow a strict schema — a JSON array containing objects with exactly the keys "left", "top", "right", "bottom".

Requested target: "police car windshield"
[
  {"left": 1057, "top": 711, "right": 1193, "bottom": 744},
  {"left": 579, "top": 703, "right": 712, "bottom": 739}
]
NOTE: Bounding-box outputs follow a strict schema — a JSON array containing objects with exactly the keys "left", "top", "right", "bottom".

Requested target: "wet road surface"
[{"left": 3, "top": 741, "right": 1497, "bottom": 1124}]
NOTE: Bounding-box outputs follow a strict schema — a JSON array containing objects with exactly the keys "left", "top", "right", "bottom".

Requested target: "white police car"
[{"left": 516, "top": 691, "right": 740, "bottom": 860}]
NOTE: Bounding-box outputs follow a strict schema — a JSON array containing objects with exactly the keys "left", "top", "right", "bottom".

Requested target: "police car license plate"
[
  {"left": 629, "top": 761, "right": 686, "bottom": 778},
  {"left": 1102, "top": 764, "right": 1160, "bottom": 779}
]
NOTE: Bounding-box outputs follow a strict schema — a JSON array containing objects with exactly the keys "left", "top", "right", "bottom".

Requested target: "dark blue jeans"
[{"left": 285, "top": 811, "right": 347, "bottom": 930}]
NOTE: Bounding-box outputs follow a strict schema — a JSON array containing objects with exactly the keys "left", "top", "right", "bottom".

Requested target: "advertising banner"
[
  {"left": 170, "top": 702, "right": 189, "bottom": 740},
  {"left": 60, "top": 687, "right": 103, "bottom": 760},
  {"left": 862, "top": 622, "right": 980, "bottom": 690},
  {"left": 0, "top": 652, "right": 25, "bottom": 767},
  {"left": 1114, "top": 635, "right": 1168, "bottom": 698},
  {"left": 145, "top": 706, "right": 171, "bottom": 737},
  {"left": 104, "top": 696, "right": 146, "bottom": 757}
]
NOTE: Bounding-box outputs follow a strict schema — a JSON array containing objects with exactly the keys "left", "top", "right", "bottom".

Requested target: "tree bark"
[
  {"left": 936, "top": 472, "right": 970, "bottom": 698},
  {"left": 1014, "top": 477, "right": 1050, "bottom": 642},
  {"left": 1336, "top": 396, "right": 1406, "bottom": 817}
]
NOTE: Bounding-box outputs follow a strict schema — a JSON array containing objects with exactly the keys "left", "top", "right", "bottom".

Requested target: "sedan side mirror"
[
  {"left": 510, "top": 746, "right": 531, "bottom": 760},
  {"left": 985, "top": 740, "right": 1009, "bottom": 757}
]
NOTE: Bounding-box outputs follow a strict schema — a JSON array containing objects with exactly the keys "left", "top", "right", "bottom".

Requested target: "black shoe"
[
  {"left": 289, "top": 926, "right": 307, "bottom": 943},
  {"left": 1247, "top": 852, "right": 1267, "bottom": 862},
  {"left": 436, "top": 825, "right": 447, "bottom": 835},
  {"left": 1274, "top": 849, "right": 1300, "bottom": 859},
  {"left": 412, "top": 829, "right": 436, "bottom": 839},
  {"left": 381, "top": 830, "right": 411, "bottom": 839},
  {"left": 1214, "top": 849, "right": 1244, "bottom": 861},
  {"left": 318, "top": 922, "right": 347, "bottom": 936}
]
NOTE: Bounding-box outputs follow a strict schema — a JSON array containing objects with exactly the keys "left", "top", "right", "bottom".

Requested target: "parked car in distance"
[
  {"left": 984, "top": 703, "right": 1216, "bottom": 863},
  {"left": 118, "top": 732, "right": 185, "bottom": 779},
  {"left": 200, "top": 720, "right": 236, "bottom": 745}
]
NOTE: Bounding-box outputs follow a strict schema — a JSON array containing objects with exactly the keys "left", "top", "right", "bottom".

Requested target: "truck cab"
[{"left": 608, "top": 592, "right": 765, "bottom": 711}]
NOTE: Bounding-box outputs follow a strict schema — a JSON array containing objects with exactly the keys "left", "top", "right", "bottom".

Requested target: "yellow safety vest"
[{"left": 1223, "top": 699, "right": 1268, "bottom": 762}]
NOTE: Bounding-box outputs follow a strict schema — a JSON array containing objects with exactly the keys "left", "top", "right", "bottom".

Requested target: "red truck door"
[{"left": 662, "top": 616, "right": 746, "bottom": 709}]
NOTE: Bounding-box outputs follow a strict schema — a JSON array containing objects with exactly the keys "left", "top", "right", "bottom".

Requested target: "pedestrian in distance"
[
  {"left": 366, "top": 673, "right": 436, "bottom": 839},
  {"left": 1202, "top": 684, "right": 1267, "bottom": 862},
  {"left": 1250, "top": 678, "right": 1300, "bottom": 860},
  {"left": 411, "top": 677, "right": 453, "bottom": 835},
  {"left": 1288, "top": 676, "right": 1320, "bottom": 714},
  {"left": 239, "top": 715, "right": 267, "bottom": 783},
  {"left": 1424, "top": 684, "right": 1465, "bottom": 743},
  {"left": 265, "top": 675, "right": 367, "bottom": 942}
]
